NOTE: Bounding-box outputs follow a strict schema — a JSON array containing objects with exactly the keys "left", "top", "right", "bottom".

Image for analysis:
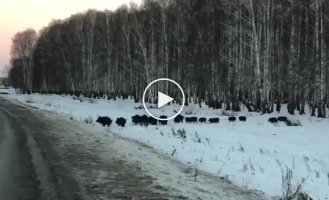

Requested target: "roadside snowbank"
[{"left": 3, "top": 92, "right": 329, "bottom": 200}]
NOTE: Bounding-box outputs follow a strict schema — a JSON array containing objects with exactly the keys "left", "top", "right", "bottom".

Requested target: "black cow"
[
  {"left": 116, "top": 117, "right": 127, "bottom": 127},
  {"left": 277, "top": 116, "right": 288, "bottom": 122},
  {"left": 228, "top": 116, "right": 236, "bottom": 122},
  {"left": 199, "top": 117, "right": 207, "bottom": 123},
  {"left": 190, "top": 117, "right": 198, "bottom": 123},
  {"left": 185, "top": 117, "right": 192, "bottom": 123},
  {"left": 141, "top": 115, "right": 149, "bottom": 126},
  {"left": 239, "top": 116, "right": 247, "bottom": 121},
  {"left": 174, "top": 114, "right": 184, "bottom": 123},
  {"left": 159, "top": 115, "right": 167, "bottom": 125},
  {"left": 268, "top": 117, "right": 278, "bottom": 123},
  {"left": 148, "top": 116, "right": 158, "bottom": 125},
  {"left": 209, "top": 118, "right": 219, "bottom": 123},
  {"left": 96, "top": 116, "right": 112, "bottom": 127},
  {"left": 132, "top": 115, "right": 142, "bottom": 125}
]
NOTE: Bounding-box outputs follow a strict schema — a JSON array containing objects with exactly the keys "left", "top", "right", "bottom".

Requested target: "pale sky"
[{"left": 0, "top": 0, "right": 141, "bottom": 76}]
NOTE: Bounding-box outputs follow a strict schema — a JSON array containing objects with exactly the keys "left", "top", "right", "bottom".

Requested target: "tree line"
[{"left": 8, "top": 0, "right": 329, "bottom": 116}]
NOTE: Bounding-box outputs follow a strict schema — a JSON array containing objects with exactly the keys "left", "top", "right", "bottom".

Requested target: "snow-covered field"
[{"left": 1, "top": 89, "right": 329, "bottom": 200}]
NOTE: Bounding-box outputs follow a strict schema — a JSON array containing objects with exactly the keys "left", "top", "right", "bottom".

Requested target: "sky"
[{"left": 0, "top": 0, "right": 141, "bottom": 76}]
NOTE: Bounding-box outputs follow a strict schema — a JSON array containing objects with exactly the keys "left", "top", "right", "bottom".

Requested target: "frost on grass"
[
  {"left": 280, "top": 168, "right": 311, "bottom": 200},
  {"left": 170, "top": 128, "right": 187, "bottom": 142}
]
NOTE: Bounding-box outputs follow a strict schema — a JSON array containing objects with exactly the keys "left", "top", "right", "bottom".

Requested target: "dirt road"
[{"left": 0, "top": 102, "right": 41, "bottom": 199}]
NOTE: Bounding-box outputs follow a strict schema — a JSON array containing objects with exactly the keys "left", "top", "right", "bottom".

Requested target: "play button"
[
  {"left": 142, "top": 78, "right": 185, "bottom": 121},
  {"left": 157, "top": 91, "right": 174, "bottom": 108}
]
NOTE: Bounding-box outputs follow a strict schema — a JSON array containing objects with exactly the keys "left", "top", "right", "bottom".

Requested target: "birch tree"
[{"left": 10, "top": 29, "right": 37, "bottom": 92}]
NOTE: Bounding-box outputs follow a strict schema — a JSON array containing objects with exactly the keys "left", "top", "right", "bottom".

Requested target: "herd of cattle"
[{"left": 95, "top": 114, "right": 294, "bottom": 127}]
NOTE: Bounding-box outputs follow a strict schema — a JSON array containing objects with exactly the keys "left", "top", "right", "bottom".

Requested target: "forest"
[{"left": 8, "top": 0, "right": 329, "bottom": 116}]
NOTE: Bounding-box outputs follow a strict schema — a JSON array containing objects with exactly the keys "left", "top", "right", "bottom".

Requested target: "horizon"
[{"left": 0, "top": 0, "right": 142, "bottom": 76}]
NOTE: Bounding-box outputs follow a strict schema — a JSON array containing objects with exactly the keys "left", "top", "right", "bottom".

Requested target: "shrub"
[
  {"left": 281, "top": 168, "right": 310, "bottom": 200},
  {"left": 171, "top": 128, "right": 187, "bottom": 141},
  {"left": 177, "top": 129, "right": 187, "bottom": 140}
]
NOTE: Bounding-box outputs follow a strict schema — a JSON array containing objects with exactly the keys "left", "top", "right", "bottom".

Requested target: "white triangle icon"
[{"left": 158, "top": 91, "right": 174, "bottom": 108}]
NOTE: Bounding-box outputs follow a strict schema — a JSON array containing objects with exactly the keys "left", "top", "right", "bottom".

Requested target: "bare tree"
[
  {"left": 7, "top": 0, "right": 329, "bottom": 117},
  {"left": 10, "top": 29, "right": 37, "bottom": 91}
]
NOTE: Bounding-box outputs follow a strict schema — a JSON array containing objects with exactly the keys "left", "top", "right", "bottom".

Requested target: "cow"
[
  {"left": 199, "top": 117, "right": 207, "bottom": 123},
  {"left": 174, "top": 114, "right": 184, "bottom": 123},
  {"left": 148, "top": 116, "right": 158, "bottom": 125},
  {"left": 268, "top": 117, "right": 278, "bottom": 123},
  {"left": 190, "top": 117, "right": 198, "bottom": 123},
  {"left": 132, "top": 115, "right": 142, "bottom": 125},
  {"left": 141, "top": 115, "right": 149, "bottom": 126},
  {"left": 116, "top": 117, "right": 127, "bottom": 127},
  {"left": 277, "top": 116, "right": 288, "bottom": 122},
  {"left": 96, "top": 116, "right": 112, "bottom": 127},
  {"left": 209, "top": 118, "right": 219, "bottom": 123},
  {"left": 228, "top": 116, "right": 236, "bottom": 122},
  {"left": 238, "top": 116, "right": 247, "bottom": 122},
  {"left": 159, "top": 115, "right": 168, "bottom": 125}
]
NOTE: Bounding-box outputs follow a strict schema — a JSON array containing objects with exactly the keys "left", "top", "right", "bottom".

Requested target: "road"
[
  {"left": 0, "top": 97, "right": 80, "bottom": 200},
  {"left": 0, "top": 101, "right": 41, "bottom": 199},
  {"left": 0, "top": 96, "right": 267, "bottom": 200}
]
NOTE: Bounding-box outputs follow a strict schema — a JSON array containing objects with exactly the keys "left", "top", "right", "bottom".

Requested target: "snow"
[
  {"left": 47, "top": 112, "right": 265, "bottom": 200},
  {"left": 2, "top": 91, "right": 329, "bottom": 200}
]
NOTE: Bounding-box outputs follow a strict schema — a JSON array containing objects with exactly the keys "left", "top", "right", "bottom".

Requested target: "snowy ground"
[{"left": 1, "top": 89, "right": 329, "bottom": 200}]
